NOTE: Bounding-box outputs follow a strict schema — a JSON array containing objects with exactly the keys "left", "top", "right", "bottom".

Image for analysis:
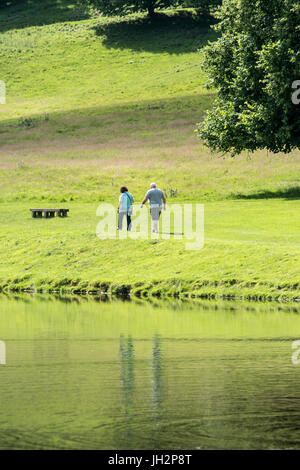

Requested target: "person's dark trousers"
[{"left": 127, "top": 214, "right": 132, "bottom": 231}]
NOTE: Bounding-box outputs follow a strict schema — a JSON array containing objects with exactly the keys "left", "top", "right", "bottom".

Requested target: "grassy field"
[{"left": 1, "top": 0, "right": 300, "bottom": 300}]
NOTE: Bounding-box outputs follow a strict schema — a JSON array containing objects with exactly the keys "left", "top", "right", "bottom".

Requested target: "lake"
[{"left": 0, "top": 294, "right": 300, "bottom": 450}]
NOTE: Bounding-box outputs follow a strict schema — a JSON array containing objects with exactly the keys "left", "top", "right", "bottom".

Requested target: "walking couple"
[{"left": 117, "top": 182, "right": 166, "bottom": 233}]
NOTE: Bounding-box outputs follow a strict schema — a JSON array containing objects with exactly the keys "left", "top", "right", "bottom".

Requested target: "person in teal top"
[{"left": 117, "top": 186, "right": 134, "bottom": 231}]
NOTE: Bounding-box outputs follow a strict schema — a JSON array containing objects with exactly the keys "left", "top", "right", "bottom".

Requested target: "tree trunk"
[{"left": 147, "top": 1, "right": 155, "bottom": 19}]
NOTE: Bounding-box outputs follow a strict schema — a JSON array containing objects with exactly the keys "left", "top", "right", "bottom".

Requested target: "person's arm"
[
  {"left": 140, "top": 194, "right": 148, "bottom": 208},
  {"left": 117, "top": 195, "right": 122, "bottom": 213}
]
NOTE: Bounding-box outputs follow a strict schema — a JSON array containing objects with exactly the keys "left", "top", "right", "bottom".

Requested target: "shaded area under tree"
[
  {"left": 0, "top": 0, "right": 90, "bottom": 32},
  {"left": 93, "top": 9, "right": 217, "bottom": 54},
  {"left": 232, "top": 186, "right": 300, "bottom": 201}
]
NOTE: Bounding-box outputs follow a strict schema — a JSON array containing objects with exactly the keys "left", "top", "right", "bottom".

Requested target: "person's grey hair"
[{"left": 150, "top": 182, "right": 156, "bottom": 188}]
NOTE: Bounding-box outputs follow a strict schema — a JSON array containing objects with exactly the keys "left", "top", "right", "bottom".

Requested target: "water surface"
[{"left": 0, "top": 294, "right": 300, "bottom": 450}]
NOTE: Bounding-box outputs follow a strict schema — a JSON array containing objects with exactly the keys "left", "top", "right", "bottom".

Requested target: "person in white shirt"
[{"left": 140, "top": 182, "right": 166, "bottom": 233}]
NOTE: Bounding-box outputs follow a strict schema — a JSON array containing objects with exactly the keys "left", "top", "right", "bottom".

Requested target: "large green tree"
[{"left": 198, "top": 0, "right": 300, "bottom": 155}]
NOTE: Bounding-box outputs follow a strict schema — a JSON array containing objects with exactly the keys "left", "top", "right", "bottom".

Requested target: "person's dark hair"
[{"left": 120, "top": 186, "right": 128, "bottom": 193}]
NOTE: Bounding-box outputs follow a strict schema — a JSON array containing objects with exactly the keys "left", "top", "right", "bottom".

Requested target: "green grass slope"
[{"left": 1, "top": 1, "right": 300, "bottom": 300}]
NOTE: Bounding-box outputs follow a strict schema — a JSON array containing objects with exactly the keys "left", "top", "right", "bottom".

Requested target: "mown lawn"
[
  {"left": 1, "top": 200, "right": 300, "bottom": 300},
  {"left": 1, "top": 1, "right": 300, "bottom": 300},
  {"left": 0, "top": 3, "right": 215, "bottom": 120}
]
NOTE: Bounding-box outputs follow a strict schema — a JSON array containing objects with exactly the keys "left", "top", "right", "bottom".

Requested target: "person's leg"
[
  {"left": 150, "top": 209, "right": 154, "bottom": 232},
  {"left": 151, "top": 207, "right": 159, "bottom": 233},
  {"left": 153, "top": 210, "right": 161, "bottom": 233},
  {"left": 118, "top": 212, "right": 124, "bottom": 230},
  {"left": 127, "top": 213, "right": 132, "bottom": 231}
]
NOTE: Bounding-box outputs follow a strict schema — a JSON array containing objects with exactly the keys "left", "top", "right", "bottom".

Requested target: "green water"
[{"left": 1, "top": 295, "right": 300, "bottom": 450}]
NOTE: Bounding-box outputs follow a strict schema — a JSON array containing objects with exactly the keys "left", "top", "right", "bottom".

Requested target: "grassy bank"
[
  {"left": 1, "top": 200, "right": 300, "bottom": 301},
  {"left": 1, "top": 1, "right": 300, "bottom": 301}
]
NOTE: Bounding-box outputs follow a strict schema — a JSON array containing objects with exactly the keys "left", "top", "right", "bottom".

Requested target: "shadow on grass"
[
  {"left": 0, "top": 0, "right": 90, "bottom": 33},
  {"left": 233, "top": 186, "right": 300, "bottom": 200},
  {"left": 93, "top": 10, "right": 217, "bottom": 54},
  {"left": 0, "top": 92, "right": 215, "bottom": 129}
]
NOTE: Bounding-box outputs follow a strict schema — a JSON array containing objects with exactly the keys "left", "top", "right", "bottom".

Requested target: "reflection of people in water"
[
  {"left": 147, "top": 334, "right": 166, "bottom": 449},
  {"left": 151, "top": 334, "right": 164, "bottom": 413},
  {"left": 119, "top": 335, "right": 135, "bottom": 412},
  {"left": 118, "top": 334, "right": 165, "bottom": 448},
  {"left": 119, "top": 335, "right": 136, "bottom": 448}
]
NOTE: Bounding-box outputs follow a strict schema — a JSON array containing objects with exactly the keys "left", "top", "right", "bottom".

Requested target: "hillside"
[{"left": 1, "top": 0, "right": 300, "bottom": 300}]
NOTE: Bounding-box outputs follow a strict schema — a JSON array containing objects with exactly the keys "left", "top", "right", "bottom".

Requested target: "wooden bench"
[{"left": 30, "top": 208, "right": 69, "bottom": 218}]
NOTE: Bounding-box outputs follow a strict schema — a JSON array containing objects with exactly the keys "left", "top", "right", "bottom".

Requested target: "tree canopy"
[
  {"left": 84, "top": 0, "right": 221, "bottom": 18},
  {"left": 198, "top": 0, "right": 300, "bottom": 155}
]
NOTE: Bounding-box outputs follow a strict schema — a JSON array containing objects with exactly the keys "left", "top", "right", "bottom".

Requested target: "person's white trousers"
[{"left": 150, "top": 205, "right": 161, "bottom": 233}]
